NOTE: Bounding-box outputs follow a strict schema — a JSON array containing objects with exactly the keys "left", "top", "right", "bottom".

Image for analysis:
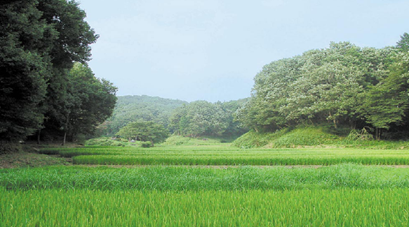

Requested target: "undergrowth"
[{"left": 232, "top": 125, "right": 409, "bottom": 149}]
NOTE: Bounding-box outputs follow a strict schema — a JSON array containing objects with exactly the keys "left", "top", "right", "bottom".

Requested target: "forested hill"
[
  {"left": 99, "top": 95, "right": 250, "bottom": 139},
  {"left": 101, "top": 95, "right": 188, "bottom": 136},
  {"left": 236, "top": 34, "right": 409, "bottom": 140}
]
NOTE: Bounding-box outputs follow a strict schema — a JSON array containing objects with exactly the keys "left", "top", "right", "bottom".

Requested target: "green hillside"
[
  {"left": 232, "top": 125, "right": 409, "bottom": 149},
  {"left": 100, "top": 95, "right": 187, "bottom": 136}
]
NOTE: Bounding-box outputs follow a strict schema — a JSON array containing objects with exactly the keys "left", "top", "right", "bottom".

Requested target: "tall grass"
[
  {"left": 70, "top": 148, "right": 409, "bottom": 166},
  {"left": 1, "top": 188, "right": 409, "bottom": 227},
  {"left": 2, "top": 164, "right": 409, "bottom": 191}
]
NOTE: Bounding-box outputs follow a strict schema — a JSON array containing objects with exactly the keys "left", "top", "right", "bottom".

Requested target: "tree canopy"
[
  {"left": 168, "top": 99, "right": 248, "bottom": 138},
  {"left": 116, "top": 121, "right": 169, "bottom": 146},
  {"left": 0, "top": 0, "right": 116, "bottom": 149},
  {"left": 101, "top": 95, "right": 188, "bottom": 136},
  {"left": 236, "top": 37, "right": 409, "bottom": 140}
]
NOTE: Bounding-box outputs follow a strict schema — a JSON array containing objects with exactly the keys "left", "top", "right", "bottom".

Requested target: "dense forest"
[
  {"left": 236, "top": 35, "right": 409, "bottom": 140},
  {"left": 99, "top": 96, "right": 248, "bottom": 139},
  {"left": 169, "top": 99, "right": 248, "bottom": 138},
  {"left": 99, "top": 95, "right": 187, "bottom": 136},
  {"left": 0, "top": 0, "right": 117, "bottom": 152}
]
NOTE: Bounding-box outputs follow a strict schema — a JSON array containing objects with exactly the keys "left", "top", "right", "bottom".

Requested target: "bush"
[
  {"left": 345, "top": 128, "right": 374, "bottom": 142},
  {"left": 76, "top": 134, "right": 87, "bottom": 145},
  {"left": 85, "top": 137, "right": 126, "bottom": 147},
  {"left": 141, "top": 142, "right": 152, "bottom": 148},
  {"left": 0, "top": 141, "right": 21, "bottom": 155},
  {"left": 232, "top": 129, "right": 288, "bottom": 148},
  {"left": 232, "top": 125, "right": 344, "bottom": 148}
]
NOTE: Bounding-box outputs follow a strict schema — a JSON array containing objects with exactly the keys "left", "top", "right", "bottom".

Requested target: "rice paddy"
[
  {"left": 41, "top": 146, "right": 409, "bottom": 166},
  {"left": 2, "top": 145, "right": 409, "bottom": 226}
]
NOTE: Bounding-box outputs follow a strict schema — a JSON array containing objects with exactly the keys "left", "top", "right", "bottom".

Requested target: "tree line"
[
  {"left": 99, "top": 95, "right": 188, "bottom": 137},
  {"left": 236, "top": 34, "right": 409, "bottom": 140},
  {"left": 109, "top": 97, "right": 249, "bottom": 144},
  {"left": 168, "top": 99, "right": 248, "bottom": 138},
  {"left": 0, "top": 0, "right": 117, "bottom": 151}
]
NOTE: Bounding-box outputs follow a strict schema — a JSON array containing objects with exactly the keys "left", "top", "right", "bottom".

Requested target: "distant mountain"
[{"left": 102, "top": 95, "right": 188, "bottom": 136}]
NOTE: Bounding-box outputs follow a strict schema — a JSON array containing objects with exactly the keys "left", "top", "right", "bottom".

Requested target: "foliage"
[
  {"left": 359, "top": 52, "right": 409, "bottom": 139},
  {"left": 345, "top": 128, "right": 374, "bottom": 142},
  {"left": 169, "top": 99, "right": 248, "bottom": 138},
  {"left": 236, "top": 38, "right": 409, "bottom": 139},
  {"left": 396, "top": 32, "right": 409, "bottom": 52},
  {"left": 116, "top": 121, "right": 169, "bottom": 146},
  {"left": 141, "top": 141, "right": 152, "bottom": 148},
  {"left": 0, "top": 0, "right": 50, "bottom": 142},
  {"left": 0, "top": 141, "right": 21, "bottom": 155},
  {"left": 85, "top": 137, "right": 126, "bottom": 147},
  {"left": 232, "top": 126, "right": 342, "bottom": 148},
  {"left": 231, "top": 130, "right": 287, "bottom": 148},
  {"left": 0, "top": 0, "right": 113, "bottom": 147},
  {"left": 62, "top": 63, "right": 117, "bottom": 142},
  {"left": 102, "top": 95, "right": 187, "bottom": 136},
  {"left": 163, "top": 135, "right": 227, "bottom": 146}
]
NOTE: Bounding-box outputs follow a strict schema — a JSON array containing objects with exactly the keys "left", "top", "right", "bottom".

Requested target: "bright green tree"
[
  {"left": 116, "top": 121, "right": 169, "bottom": 146},
  {"left": 61, "top": 63, "right": 117, "bottom": 145},
  {"left": 360, "top": 51, "right": 409, "bottom": 139}
]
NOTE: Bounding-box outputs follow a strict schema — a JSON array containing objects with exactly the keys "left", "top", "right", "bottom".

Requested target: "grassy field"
[
  {"left": 40, "top": 145, "right": 409, "bottom": 165},
  {"left": 2, "top": 143, "right": 409, "bottom": 226}
]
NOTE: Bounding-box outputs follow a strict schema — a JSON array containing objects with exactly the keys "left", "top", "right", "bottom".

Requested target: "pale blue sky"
[{"left": 78, "top": 0, "right": 409, "bottom": 102}]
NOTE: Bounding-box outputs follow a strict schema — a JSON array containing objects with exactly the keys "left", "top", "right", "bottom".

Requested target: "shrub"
[
  {"left": 0, "top": 141, "right": 21, "bottom": 155},
  {"left": 141, "top": 142, "right": 152, "bottom": 148}
]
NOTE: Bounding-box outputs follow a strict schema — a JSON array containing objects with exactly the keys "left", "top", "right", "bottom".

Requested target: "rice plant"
[
  {"left": 1, "top": 188, "right": 408, "bottom": 227},
  {"left": 1, "top": 164, "right": 409, "bottom": 191}
]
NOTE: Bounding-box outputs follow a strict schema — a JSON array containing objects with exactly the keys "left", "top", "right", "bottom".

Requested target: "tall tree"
[
  {"left": 0, "top": 0, "right": 52, "bottom": 143},
  {"left": 0, "top": 0, "right": 100, "bottom": 150},
  {"left": 61, "top": 63, "right": 117, "bottom": 145},
  {"left": 396, "top": 32, "right": 409, "bottom": 52},
  {"left": 38, "top": 0, "right": 99, "bottom": 142}
]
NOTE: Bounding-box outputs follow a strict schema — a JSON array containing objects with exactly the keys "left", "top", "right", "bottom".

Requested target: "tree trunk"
[
  {"left": 375, "top": 128, "right": 382, "bottom": 140},
  {"left": 62, "top": 112, "right": 70, "bottom": 146},
  {"left": 37, "top": 129, "right": 41, "bottom": 145},
  {"left": 62, "top": 132, "right": 67, "bottom": 146},
  {"left": 349, "top": 120, "right": 356, "bottom": 129}
]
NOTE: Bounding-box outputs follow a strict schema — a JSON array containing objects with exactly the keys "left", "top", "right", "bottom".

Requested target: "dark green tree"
[
  {"left": 0, "top": 0, "right": 99, "bottom": 150},
  {"left": 38, "top": 0, "right": 99, "bottom": 143},
  {"left": 396, "top": 32, "right": 409, "bottom": 52},
  {"left": 0, "top": 0, "right": 52, "bottom": 145}
]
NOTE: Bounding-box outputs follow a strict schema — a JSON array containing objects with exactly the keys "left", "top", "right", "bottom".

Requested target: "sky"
[{"left": 78, "top": 0, "right": 409, "bottom": 102}]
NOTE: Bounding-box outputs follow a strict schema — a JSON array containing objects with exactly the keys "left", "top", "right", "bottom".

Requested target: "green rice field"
[
  {"left": 2, "top": 145, "right": 409, "bottom": 226},
  {"left": 41, "top": 146, "right": 409, "bottom": 166}
]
